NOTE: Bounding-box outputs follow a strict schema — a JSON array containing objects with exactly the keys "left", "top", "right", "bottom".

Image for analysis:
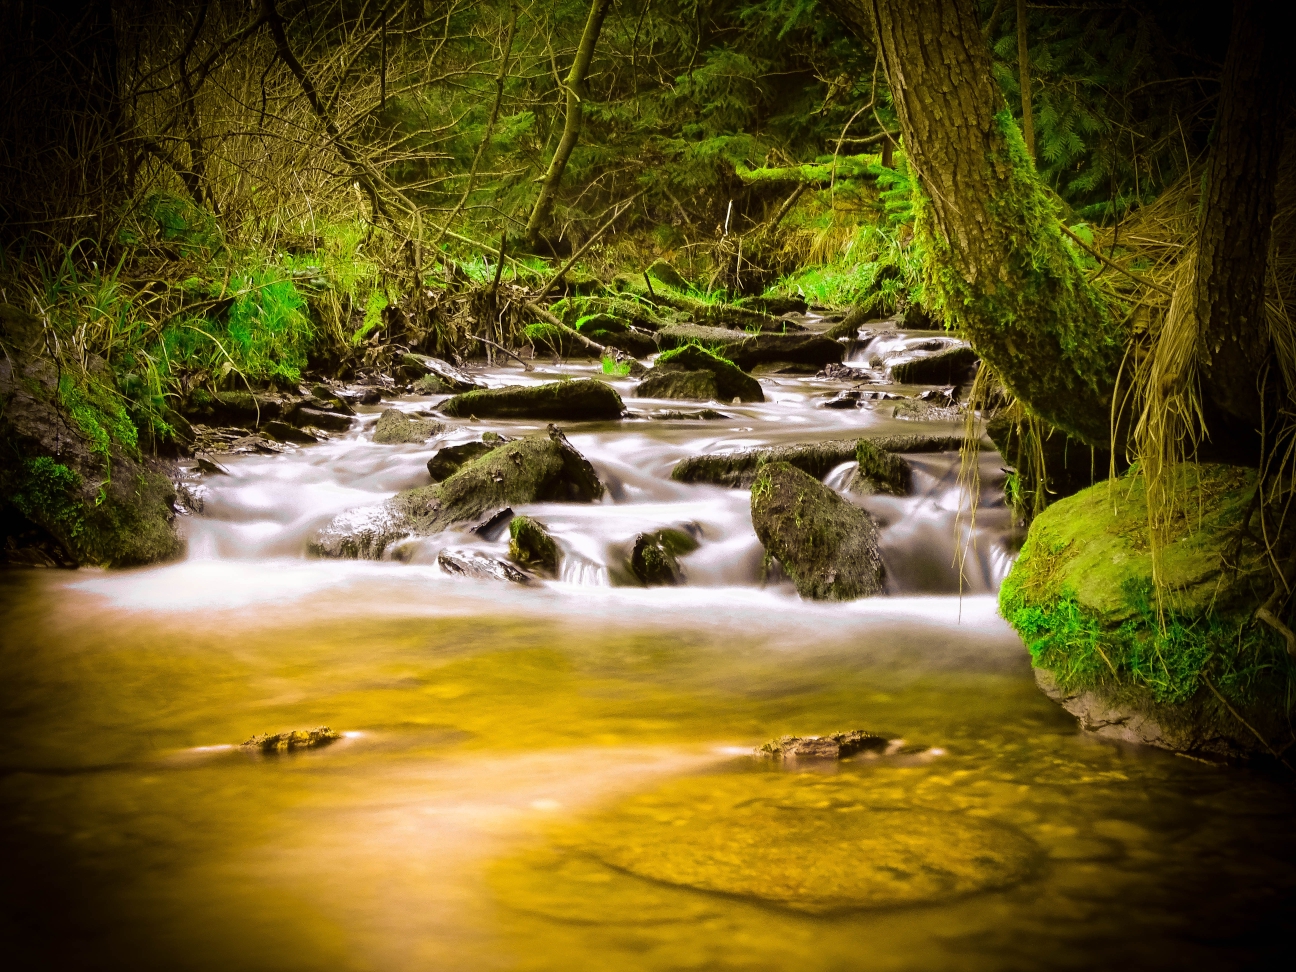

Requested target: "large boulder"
[
  {"left": 310, "top": 425, "right": 603, "bottom": 558},
  {"left": 654, "top": 344, "right": 763, "bottom": 402},
  {"left": 656, "top": 324, "right": 844, "bottom": 370},
  {"left": 750, "top": 462, "right": 885, "bottom": 601},
  {"left": 439, "top": 379, "right": 623, "bottom": 421},
  {"left": 889, "top": 345, "right": 979, "bottom": 385},
  {"left": 426, "top": 438, "right": 502, "bottom": 480},
  {"left": 1, "top": 306, "right": 181, "bottom": 568},
  {"left": 634, "top": 371, "right": 718, "bottom": 402},
  {"left": 1000, "top": 463, "right": 1293, "bottom": 760}
]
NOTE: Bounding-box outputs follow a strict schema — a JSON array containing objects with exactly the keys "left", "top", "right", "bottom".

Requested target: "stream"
[{"left": 2, "top": 335, "right": 1295, "bottom": 970}]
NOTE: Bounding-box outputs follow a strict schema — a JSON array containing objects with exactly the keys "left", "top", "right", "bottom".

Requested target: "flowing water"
[{"left": 2, "top": 342, "right": 1294, "bottom": 970}]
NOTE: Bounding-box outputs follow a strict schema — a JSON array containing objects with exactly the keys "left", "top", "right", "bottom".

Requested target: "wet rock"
[
  {"left": 596, "top": 328, "right": 658, "bottom": 358},
  {"left": 635, "top": 370, "right": 718, "bottom": 402},
  {"left": 756, "top": 730, "right": 891, "bottom": 760},
  {"left": 888, "top": 398, "right": 964, "bottom": 422},
  {"left": 308, "top": 504, "right": 409, "bottom": 559},
  {"left": 337, "top": 385, "right": 383, "bottom": 406},
  {"left": 818, "top": 362, "right": 863, "bottom": 380},
  {"left": 313, "top": 426, "right": 603, "bottom": 558},
  {"left": 288, "top": 404, "right": 353, "bottom": 432},
  {"left": 657, "top": 323, "right": 844, "bottom": 371},
  {"left": 439, "top": 379, "right": 624, "bottom": 421},
  {"left": 426, "top": 440, "right": 500, "bottom": 481},
  {"left": 628, "top": 528, "right": 699, "bottom": 586},
  {"left": 437, "top": 548, "right": 533, "bottom": 584},
  {"left": 261, "top": 421, "right": 317, "bottom": 444},
  {"left": 646, "top": 258, "right": 690, "bottom": 291},
  {"left": 373, "top": 408, "right": 444, "bottom": 444},
  {"left": 751, "top": 462, "right": 884, "bottom": 600},
  {"left": 849, "top": 439, "right": 911, "bottom": 496},
  {"left": 413, "top": 374, "right": 452, "bottom": 394},
  {"left": 654, "top": 344, "right": 764, "bottom": 403},
  {"left": 820, "top": 390, "right": 862, "bottom": 409},
  {"left": 751, "top": 361, "right": 820, "bottom": 376},
  {"left": 242, "top": 726, "right": 340, "bottom": 753},
  {"left": 228, "top": 433, "right": 282, "bottom": 454},
  {"left": 399, "top": 354, "right": 483, "bottom": 392},
  {"left": 196, "top": 456, "right": 229, "bottom": 475},
  {"left": 652, "top": 408, "right": 729, "bottom": 421},
  {"left": 673, "top": 440, "right": 859, "bottom": 488},
  {"left": 890, "top": 345, "right": 979, "bottom": 385},
  {"left": 308, "top": 386, "right": 355, "bottom": 414},
  {"left": 508, "top": 515, "right": 560, "bottom": 576},
  {"left": 471, "top": 506, "right": 514, "bottom": 540}
]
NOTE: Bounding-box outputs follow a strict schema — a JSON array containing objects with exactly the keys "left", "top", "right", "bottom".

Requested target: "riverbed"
[{"left": 2, "top": 346, "right": 1294, "bottom": 970}]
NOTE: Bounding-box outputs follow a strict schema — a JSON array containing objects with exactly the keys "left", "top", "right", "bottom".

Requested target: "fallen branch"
[
  {"left": 470, "top": 333, "right": 532, "bottom": 370},
  {"left": 523, "top": 300, "right": 606, "bottom": 355},
  {"left": 1058, "top": 223, "right": 1173, "bottom": 297}
]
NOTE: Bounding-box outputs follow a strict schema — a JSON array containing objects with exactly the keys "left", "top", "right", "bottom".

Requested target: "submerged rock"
[
  {"left": 1001, "top": 463, "right": 1293, "bottom": 760},
  {"left": 634, "top": 370, "right": 718, "bottom": 402},
  {"left": 312, "top": 426, "right": 603, "bottom": 558},
  {"left": 756, "top": 730, "right": 891, "bottom": 760},
  {"left": 437, "top": 548, "right": 532, "bottom": 584},
  {"left": 751, "top": 462, "right": 884, "bottom": 600},
  {"left": 439, "top": 379, "right": 624, "bottom": 421},
  {"left": 373, "top": 408, "right": 444, "bottom": 444},
  {"left": 426, "top": 440, "right": 500, "bottom": 480},
  {"left": 849, "top": 439, "right": 911, "bottom": 496},
  {"left": 242, "top": 727, "right": 340, "bottom": 753},
  {"left": 508, "top": 515, "right": 560, "bottom": 576},
  {"left": 628, "top": 528, "right": 699, "bottom": 586},
  {"left": 654, "top": 344, "right": 764, "bottom": 402},
  {"left": 656, "top": 323, "right": 844, "bottom": 370}
]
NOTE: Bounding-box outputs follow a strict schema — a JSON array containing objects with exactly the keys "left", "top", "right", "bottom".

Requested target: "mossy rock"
[
  {"left": 575, "top": 313, "right": 626, "bottom": 335},
  {"left": 427, "top": 440, "right": 499, "bottom": 481},
  {"left": 751, "top": 462, "right": 884, "bottom": 601},
  {"left": 1000, "top": 463, "right": 1294, "bottom": 758},
  {"left": 656, "top": 344, "right": 763, "bottom": 402},
  {"left": 849, "top": 440, "right": 911, "bottom": 496},
  {"left": 634, "top": 370, "right": 718, "bottom": 402},
  {"left": 657, "top": 323, "right": 844, "bottom": 371},
  {"left": 1, "top": 343, "right": 181, "bottom": 568},
  {"left": 311, "top": 426, "right": 603, "bottom": 558},
  {"left": 373, "top": 408, "right": 443, "bottom": 444},
  {"left": 438, "top": 379, "right": 624, "bottom": 421},
  {"left": 508, "top": 515, "right": 560, "bottom": 577},
  {"left": 628, "top": 528, "right": 699, "bottom": 586},
  {"left": 645, "top": 259, "right": 690, "bottom": 291}
]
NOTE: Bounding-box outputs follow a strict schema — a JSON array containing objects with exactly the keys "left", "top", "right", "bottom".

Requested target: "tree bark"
[
  {"left": 1194, "top": 0, "right": 1289, "bottom": 429},
  {"left": 523, "top": 0, "right": 612, "bottom": 250},
  {"left": 826, "top": 0, "right": 1122, "bottom": 446}
]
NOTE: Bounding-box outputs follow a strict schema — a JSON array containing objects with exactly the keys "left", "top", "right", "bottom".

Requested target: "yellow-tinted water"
[{"left": 2, "top": 567, "right": 1293, "bottom": 971}]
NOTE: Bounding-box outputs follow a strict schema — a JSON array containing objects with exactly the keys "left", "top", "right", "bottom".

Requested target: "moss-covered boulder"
[
  {"left": 373, "top": 408, "right": 444, "bottom": 444},
  {"left": 628, "top": 528, "right": 699, "bottom": 586},
  {"left": 427, "top": 440, "right": 500, "bottom": 481},
  {"left": 849, "top": 440, "right": 911, "bottom": 496},
  {"left": 311, "top": 425, "right": 603, "bottom": 558},
  {"left": 655, "top": 344, "right": 764, "bottom": 402},
  {"left": 1, "top": 310, "right": 181, "bottom": 568},
  {"left": 634, "top": 370, "right": 718, "bottom": 402},
  {"left": 439, "top": 379, "right": 623, "bottom": 421},
  {"left": 508, "top": 515, "right": 560, "bottom": 577},
  {"left": 657, "top": 323, "right": 844, "bottom": 371},
  {"left": 1000, "top": 464, "right": 1294, "bottom": 758},
  {"left": 751, "top": 462, "right": 885, "bottom": 600}
]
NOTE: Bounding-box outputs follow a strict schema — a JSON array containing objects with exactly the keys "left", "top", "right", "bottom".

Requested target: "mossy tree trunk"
[
  {"left": 826, "top": 0, "right": 1123, "bottom": 447},
  {"left": 1194, "top": 0, "right": 1289, "bottom": 431},
  {"left": 523, "top": 0, "right": 612, "bottom": 251}
]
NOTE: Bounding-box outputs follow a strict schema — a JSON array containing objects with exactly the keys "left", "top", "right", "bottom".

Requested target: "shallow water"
[{"left": 2, "top": 350, "right": 1293, "bottom": 970}]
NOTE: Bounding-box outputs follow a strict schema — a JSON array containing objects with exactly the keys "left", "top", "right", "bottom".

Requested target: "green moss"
[
  {"left": 10, "top": 457, "right": 86, "bottom": 540},
  {"left": 508, "top": 516, "right": 561, "bottom": 577},
  {"left": 1000, "top": 465, "right": 1292, "bottom": 712}
]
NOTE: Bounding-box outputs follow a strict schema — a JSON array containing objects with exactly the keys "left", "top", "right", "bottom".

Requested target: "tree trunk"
[
  {"left": 1015, "top": 0, "right": 1034, "bottom": 161},
  {"left": 523, "top": 0, "right": 612, "bottom": 250},
  {"left": 826, "top": 0, "right": 1122, "bottom": 446},
  {"left": 1194, "top": 0, "right": 1289, "bottom": 430}
]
